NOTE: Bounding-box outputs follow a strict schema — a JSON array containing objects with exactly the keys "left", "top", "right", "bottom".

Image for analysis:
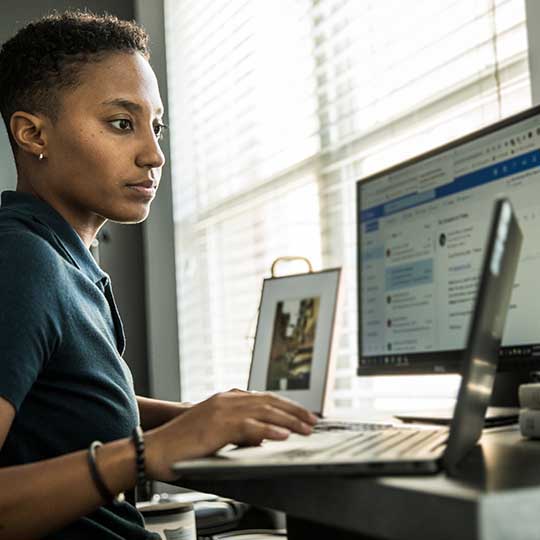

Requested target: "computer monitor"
[{"left": 356, "top": 105, "right": 540, "bottom": 406}]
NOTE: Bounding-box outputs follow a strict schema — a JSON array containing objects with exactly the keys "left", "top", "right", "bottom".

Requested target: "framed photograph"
[{"left": 248, "top": 268, "right": 341, "bottom": 412}]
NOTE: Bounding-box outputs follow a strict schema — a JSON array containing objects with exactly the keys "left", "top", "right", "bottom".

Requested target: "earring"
[{"left": 38, "top": 153, "right": 44, "bottom": 161}]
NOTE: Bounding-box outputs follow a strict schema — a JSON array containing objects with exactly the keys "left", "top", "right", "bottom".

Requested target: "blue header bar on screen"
[{"left": 360, "top": 149, "right": 540, "bottom": 223}]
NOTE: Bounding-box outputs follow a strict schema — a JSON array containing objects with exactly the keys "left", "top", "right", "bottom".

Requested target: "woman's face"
[{"left": 42, "top": 51, "right": 165, "bottom": 226}]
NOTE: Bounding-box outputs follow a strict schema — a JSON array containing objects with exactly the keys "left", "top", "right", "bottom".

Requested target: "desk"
[{"left": 175, "top": 427, "right": 540, "bottom": 540}]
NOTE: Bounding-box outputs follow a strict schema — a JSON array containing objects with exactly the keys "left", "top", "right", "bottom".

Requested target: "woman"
[{"left": 0, "top": 11, "right": 316, "bottom": 540}]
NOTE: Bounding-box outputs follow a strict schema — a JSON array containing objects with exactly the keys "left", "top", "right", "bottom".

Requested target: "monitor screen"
[{"left": 357, "top": 105, "right": 540, "bottom": 376}]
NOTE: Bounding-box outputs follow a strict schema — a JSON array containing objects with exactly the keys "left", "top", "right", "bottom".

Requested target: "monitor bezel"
[{"left": 356, "top": 103, "right": 540, "bottom": 376}]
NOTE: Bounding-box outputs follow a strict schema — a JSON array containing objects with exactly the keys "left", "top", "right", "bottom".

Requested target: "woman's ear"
[{"left": 9, "top": 111, "right": 48, "bottom": 159}]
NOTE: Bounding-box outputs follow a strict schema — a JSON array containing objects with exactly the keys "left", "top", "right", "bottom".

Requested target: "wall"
[
  {"left": 135, "top": 0, "right": 181, "bottom": 401},
  {"left": 0, "top": 0, "right": 151, "bottom": 396}
]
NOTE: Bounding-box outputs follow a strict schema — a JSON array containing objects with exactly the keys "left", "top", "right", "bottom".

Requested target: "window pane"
[{"left": 165, "top": 0, "right": 531, "bottom": 409}]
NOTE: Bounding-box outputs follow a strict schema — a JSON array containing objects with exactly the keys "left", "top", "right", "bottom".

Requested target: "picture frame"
[{"left": 248, "top": 268, "right": 342, "bottom": 412}]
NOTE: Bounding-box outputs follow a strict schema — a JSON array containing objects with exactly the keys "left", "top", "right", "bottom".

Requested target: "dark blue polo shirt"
[{"left": 0, "top": 191, "right": 157, "bottom": 539}]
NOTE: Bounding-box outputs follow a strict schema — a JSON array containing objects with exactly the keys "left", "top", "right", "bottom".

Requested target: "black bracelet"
[
  {"left": 132, "top": 426, "right": 146, "bottom": 488},
  {"left": 88, "top": 441, "right": 124, "bottom": 505}
]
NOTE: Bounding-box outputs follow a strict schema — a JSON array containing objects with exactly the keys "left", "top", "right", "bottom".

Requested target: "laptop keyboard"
[
  {"left": 314, "top": 420, "right": 393, "bottom": 432},
  {"left": 278, "top": 427, "right": 447, "bottom": 461}
]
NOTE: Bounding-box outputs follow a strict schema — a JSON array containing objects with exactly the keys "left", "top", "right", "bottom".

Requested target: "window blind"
[{"left": 164, "top": 0, "right": 530, "bottom": 408}]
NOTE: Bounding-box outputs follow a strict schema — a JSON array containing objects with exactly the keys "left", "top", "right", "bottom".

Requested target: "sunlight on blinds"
[
  {"left": 174, "top": 180, "right": 322, "bottom": 402},
  {"left": 164, "top": 0, "right": 530, "bottom": 409}
]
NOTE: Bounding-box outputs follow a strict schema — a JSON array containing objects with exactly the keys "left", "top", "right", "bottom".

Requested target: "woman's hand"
[{"left": 144, "top": 390, "right": 318, "bottom": 481}]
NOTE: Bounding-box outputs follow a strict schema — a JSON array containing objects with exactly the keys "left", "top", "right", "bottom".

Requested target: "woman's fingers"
[
  {"left": 216, "top": 390, "right": 318, "bottom": 428},
  {"left": 253, "top": 393, "right": 318, "bottom": 426},
  {"left": 234, "top": 418, "right": 291, "bottom": 446},
  {"left": 250, "top": 403, "right": 313, "bottom": 435}
]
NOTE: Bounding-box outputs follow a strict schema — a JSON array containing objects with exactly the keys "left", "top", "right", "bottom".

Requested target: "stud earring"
[{"left": 38, "top": 153, "right": 44, "bottom": 161}]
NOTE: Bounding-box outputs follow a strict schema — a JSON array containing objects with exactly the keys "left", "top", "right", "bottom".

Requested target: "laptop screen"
[
  {"left": 444, "top": 198, "right": 522, "bottom": 469},
  {"left": 248, "top": 269, "right": 341, "bottom": 413}
]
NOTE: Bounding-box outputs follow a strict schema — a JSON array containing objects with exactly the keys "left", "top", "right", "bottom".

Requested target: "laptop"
[
  {"left": 172, "top": 198, "right": 522, "bottom": 478},
  {"left": 245, "top": 265, "right": 385, "bottom": 432}
]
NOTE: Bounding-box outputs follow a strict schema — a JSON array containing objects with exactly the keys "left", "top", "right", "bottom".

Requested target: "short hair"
[{"left": 0, "top": 10, "right": 150, "bottom": 151}]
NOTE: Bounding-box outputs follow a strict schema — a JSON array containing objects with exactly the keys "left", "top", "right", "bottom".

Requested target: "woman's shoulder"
[
  {"left": 0, "top": 228, "right": 64, "bottom": 279},
  {"left": 0, "top": 227, "right": 57, "bottom": 255}
]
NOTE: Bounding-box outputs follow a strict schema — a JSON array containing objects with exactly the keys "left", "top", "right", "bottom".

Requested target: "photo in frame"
[{"left": 248, "top": 268, "right": 341, "bottom": 413}]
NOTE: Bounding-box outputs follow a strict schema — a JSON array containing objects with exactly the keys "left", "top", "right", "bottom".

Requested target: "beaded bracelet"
[
  {"left": 132, "top": 425, "right": 146, "bottom": 489},
  {"left": 88, "top": 441, "right": 125, "bottom": 505}
]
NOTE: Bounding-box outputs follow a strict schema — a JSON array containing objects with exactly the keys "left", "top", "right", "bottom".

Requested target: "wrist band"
[
  {"left": 132, "top": 425, "right": 146, "bottom": 488},
  {"left": 88, "top": 441, "right": 125, "bottom": 506}
]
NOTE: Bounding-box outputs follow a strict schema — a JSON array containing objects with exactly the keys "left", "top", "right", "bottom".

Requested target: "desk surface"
[{"left": 176, "top": 426, "right": 540, "bottom": 540}]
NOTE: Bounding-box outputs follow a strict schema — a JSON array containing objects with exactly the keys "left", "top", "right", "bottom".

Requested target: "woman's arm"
[
  {"left": 136, "top": 395, "right": 192, "bottom": 430},
  {"left": 0, "top": 390, "right": 316, "bottom": 539},
  {"left": 0, "top": 398, "right": 137, "bottom": 540}
]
